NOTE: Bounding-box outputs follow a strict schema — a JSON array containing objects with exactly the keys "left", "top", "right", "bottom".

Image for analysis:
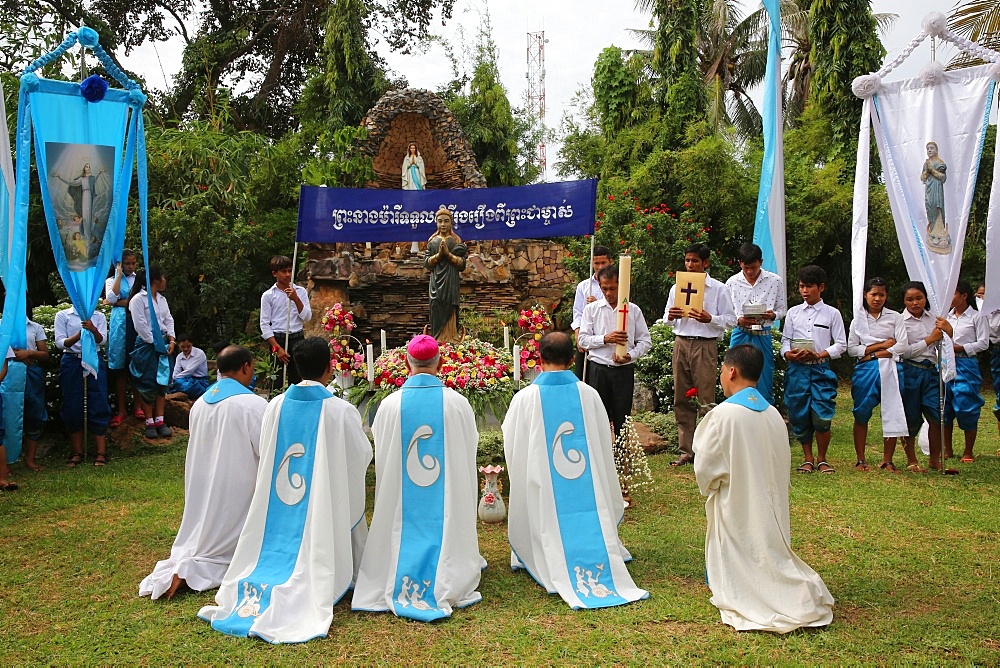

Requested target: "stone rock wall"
[{"left": 305, "top": 240, "right": 574, "bottom": 347}]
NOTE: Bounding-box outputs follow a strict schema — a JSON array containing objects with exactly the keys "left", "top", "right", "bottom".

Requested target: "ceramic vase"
[{"left": 477, "top": 465, "right": 507, "bottom": 524}]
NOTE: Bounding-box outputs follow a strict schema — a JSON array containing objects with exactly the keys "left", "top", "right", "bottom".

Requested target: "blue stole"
[
  {"left": 202, "top": 377, "right": 254, "bottom": 404},
  {"left": 536, "top": 370, "right": 628, "bottom": 609},
  {"left": 211, "top": 383, "right": 330, "bottom": 637},
  {"left": 392, "top": 374, "right": 447, "bottom": 621},
  {"left": 408, "top": 164, "right": 424, "bottom": 190},
  {"left": 724, "top": 386, "right": 769, "bottom": 411},
  {"left": 0, "top": 361, "right": 26, "bottom": 463}
]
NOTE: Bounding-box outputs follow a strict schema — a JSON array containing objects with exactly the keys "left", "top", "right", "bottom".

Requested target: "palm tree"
[{"left": 948, "top": 0, "right": 1000, "bottom": 68}]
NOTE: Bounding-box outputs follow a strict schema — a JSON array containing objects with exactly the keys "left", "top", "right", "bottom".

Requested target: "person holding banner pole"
[
  {"left": 55, "top": 306, "right": 111, "bottom": 467},
  {"left": 260, "top": 254, "right": 311, "bottom": 388},
  {"left": 105, "top": 250, "right": 138, "bottom": 428},
  {"left": 572, "top": 244, "right": 611, "bottom": 381},
  {"left": 897, "top": 281, "right": 955, "bottom": 474}
]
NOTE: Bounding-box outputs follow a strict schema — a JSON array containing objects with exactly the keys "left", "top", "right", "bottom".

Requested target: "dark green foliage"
[
  {"left": 809, "top": 0, "right": 885, "bottom": 157},
  {"left": 592, "top": 46, "right": 643, "bottom": 136},
  {"left": 652, "top": 0, "right": 706, "bottom": 143}
]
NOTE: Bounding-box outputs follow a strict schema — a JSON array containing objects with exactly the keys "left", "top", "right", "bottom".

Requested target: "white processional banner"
[{"left": 858, "top": 65, "right": 995, "bottom": 381}]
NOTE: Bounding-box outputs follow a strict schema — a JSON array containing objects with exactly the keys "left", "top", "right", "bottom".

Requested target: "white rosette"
[{"left": 852, "top": 73, "right": 881, "bottom": 99}]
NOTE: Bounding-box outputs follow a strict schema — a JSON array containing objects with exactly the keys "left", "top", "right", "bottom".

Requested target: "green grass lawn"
[{"left": 2, "top": 389, "right": 1000, "bottom": 664}]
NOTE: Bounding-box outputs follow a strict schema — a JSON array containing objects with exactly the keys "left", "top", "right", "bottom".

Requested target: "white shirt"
[
  {"left": 898, "top": 309, "right": 939, "bottom": 363},
  {"left": 104, "top": 273, "right": 136, "bottom": 304},
  {"left": 54, "top": 308, "right": 108, "bottom": 354},
  {"left": 847, "top": 308, "right": 906, "bottom": 359},
  {"left": 173, "top": 346, "right": 209, "bottom": 379},
  {"left": 129, "top": 289, "right": 176, "bottom": 344},
  {"left": 662, "top": 274, "right": 737, "bottom": 339},
  {"left": 780, "top": 299, "right": 846, "bottom": 359},
  {"left": 725, "top": 269, "right": 787, "bottom": 323},
  {"left": 260, "top": 283, "right": 312, "bottom": 340},
  {"left": 988, "top": 310, "right": 1000, "bottom": 346},
  {"left": 571, "top": 275, "right": 602, "bottom": 330},
  {"left": 947, "top": 308, "right": 989, "bottom": 356},
  {"left": 3, "top": 320, "right": 45, "bottom": 357},
  {"left": 578, "top": 299, "right": 652, "bottom": 366}
]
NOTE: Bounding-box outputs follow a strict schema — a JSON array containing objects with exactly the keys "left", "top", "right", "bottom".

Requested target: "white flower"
[
  {"left": 920, "top": 61, "right": 946, "bottom": 87},
  {"left": 921, "top": 12, "right": 947, "bottom": 38}
]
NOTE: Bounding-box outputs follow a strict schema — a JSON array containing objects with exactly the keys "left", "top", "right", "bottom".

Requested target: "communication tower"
[{"left": 526, "top": 30, "right": 547, "bottom": 180}]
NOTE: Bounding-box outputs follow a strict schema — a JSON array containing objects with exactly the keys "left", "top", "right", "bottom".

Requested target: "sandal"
[
  {"left": 1, "top": 481, "right": 18, "bottom": 491},
  {"left": 906, "top": 463, "right": 926, "bottom": 473},
  {"left": 855, "top": 460, "right": 869, "bottom": 471},
  {"left": 93, "top": 453, "right": 108, "bottom": 467},
  {"left": 879, "top": 462, "right": 900, "bottom": 473},
  {"left": 796, "top": 461, "right": 815, "bottom": 474},
  {"left": 66, "top": 453, "right": 83, "bottom": 468},
  {"left": 817, "top": 461, "right": 836, "bottom": 474},
  {"left": 108, "top": 414, "right": 126, "bottom": 429},
  {"left": 960, "top": 456, "right": 975, "bottom": 464}
]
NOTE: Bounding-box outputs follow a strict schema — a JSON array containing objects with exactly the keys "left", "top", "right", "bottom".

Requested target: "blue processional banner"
[
  {"left": 296, "top": 179, "right": 597, "bottom": 243},
  {"left": 2, "top": 28, "right": 150, "bottom": 384}
]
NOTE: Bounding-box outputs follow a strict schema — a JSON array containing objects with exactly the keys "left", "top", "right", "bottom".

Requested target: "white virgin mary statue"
[{"left": 401, "top": 142, "right": 426, "bottom": 190}]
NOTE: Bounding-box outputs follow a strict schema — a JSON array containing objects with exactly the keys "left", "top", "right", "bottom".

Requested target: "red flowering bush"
[{"left": 321, "top": 303, "right": 355, "bottom": 334}]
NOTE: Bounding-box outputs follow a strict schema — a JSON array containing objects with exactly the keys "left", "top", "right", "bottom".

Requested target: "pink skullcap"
[{"left": 407, "top": 334, "right": 439, "bottom": 361}]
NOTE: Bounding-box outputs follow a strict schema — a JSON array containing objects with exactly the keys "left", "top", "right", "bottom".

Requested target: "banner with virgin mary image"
[
  {"left": 870, "top": 65, "right": 993, "bottom": 315},
  {"left": 1, "top": 27, "right": 147, "bottom": 380}
]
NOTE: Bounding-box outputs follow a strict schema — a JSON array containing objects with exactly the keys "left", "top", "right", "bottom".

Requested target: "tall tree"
[
  {"left": 2, "top": 0, "right": 457, "bottom": 136},
  {"left": 808, "top": 0, "right": 885, "bottom": 156},
  {"left": 442, "top": 14, "right": 537, "bottom": 186}
]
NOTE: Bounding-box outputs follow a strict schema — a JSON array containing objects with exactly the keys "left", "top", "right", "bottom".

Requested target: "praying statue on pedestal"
[
  {"left": 921, "top": 141, "right": 952, "bottom": 255},
  {"left": 401, "top": 142, "right": 426, "bottom": 190},
  {"left": 425, "top": 206, "right": 467, "bottom": 342}
]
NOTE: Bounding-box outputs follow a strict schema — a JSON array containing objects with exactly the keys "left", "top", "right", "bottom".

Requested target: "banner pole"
[
  {"left": 283, "top": 240, "right": 299, "bottom": 389},
  {"left": 581, "top": 235, "right": 596, "bottom": 383},
  {"left": 83, "top": 373, "right": 88, "bottom": 463}
]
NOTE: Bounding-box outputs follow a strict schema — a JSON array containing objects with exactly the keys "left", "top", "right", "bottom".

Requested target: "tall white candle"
[
  {"left": 380, "top": 329, "right": 387, "bottom": 352},
  {"left": 503, "top": 325, "right": 510, "bottom": 351},
  {"left": 513, "top": 345, "right": 521, "bottom": 382},
  {"left": 615, "top": 255, "right": 632, "bottom": 359},
  {"left": 366, "top": 342, "right": 375, "bottom": 383}
]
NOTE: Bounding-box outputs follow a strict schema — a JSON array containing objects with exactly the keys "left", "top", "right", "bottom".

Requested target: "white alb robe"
[
  {"left": 198, "top": 382, "right": 372, "bottom": 643},
  {"left": 694, "top": 387, "right": 834, "bottom": 633},
  {"left": 502, "top": 370, "right": 648, "bottom": 609},
  {"left": 139, "top": 380, "right": 267, "bottom": 599},
  {"left": 351, "top": 373, "right": 485, "bottom": 620}
]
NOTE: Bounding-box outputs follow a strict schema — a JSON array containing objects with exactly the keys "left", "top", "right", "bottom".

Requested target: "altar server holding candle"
[{"left": 578, "top": 263, "right": 652, "bottom": 441}]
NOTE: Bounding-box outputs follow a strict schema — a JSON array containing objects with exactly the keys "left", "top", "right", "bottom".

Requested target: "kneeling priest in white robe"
[
  {"left": 503, "top": 332, "right": 648, "bottom": 609},
  {"left": 694, "top": 344, "right": 834, "bottom": 633},
  {"left": 352, "top": 334, "right": 484, "bottom": 621},
  {"left": 199, "top": 337, "right": 372, "bottom": 643},
  {"left": 140, "top": 345, "right": 267, "bottom": 600}
]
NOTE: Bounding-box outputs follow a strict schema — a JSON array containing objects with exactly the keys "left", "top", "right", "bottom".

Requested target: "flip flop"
[
  {"left": 960, "top": 457, "right": 975, "bottom": 464},
  {"left": 796, "top": 461, "right": 815, "bottom": 474},
  {"left": 879, "top": 462, "right": 900, "bottom": 473},
  {"left": 108, "top": 414, "right": 127, "bottom": 429},
  {"left": 906, "top": 463, "right": 926, "bottom": 473},
  {"left": 855, "top": 460, "right": 869, "bottom": 471},
  {"left": 66, "top": 453, "right": 83, "bottom": 468},
  {"left": 817, "top": 461, "right": 836, "bottom": 474},
  {"left": 1, "top": 481, "right": 18, "bottom": 491}
]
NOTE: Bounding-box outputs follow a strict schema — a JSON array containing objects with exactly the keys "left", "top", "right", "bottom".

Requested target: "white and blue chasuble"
[
  {"left": 502, "top": 371, "right": 648, "bottom": 609},
  {"left": 352, "top": 374, "right": 484, "bottom": 620},
  {"left": 199, "top": 382, "right": 372, "bottom": 643}
]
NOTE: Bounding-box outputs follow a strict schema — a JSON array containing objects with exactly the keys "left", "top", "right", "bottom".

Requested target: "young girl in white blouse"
[
  {"left": 943, "top": 279, "right": 989, "bottom": 463},
  {"left": 847, "top": 277, "right": 907, "bottom": 471}
]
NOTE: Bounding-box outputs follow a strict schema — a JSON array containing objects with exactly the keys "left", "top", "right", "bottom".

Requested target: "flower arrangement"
[
  {"left": 515, "top": 304, "right": 553, "bottom": 374},
  {"left": 321, "top": 303, "right": 355, "bottom": 334},
  {"left": 350, "top": 338, "right": 516, "bottom": 421},
  {"left": 329, "top": 336, "right": 366, "bottom": 380},
  {"left": 614, "top": 416, "right": 654, "bottom": 496}
]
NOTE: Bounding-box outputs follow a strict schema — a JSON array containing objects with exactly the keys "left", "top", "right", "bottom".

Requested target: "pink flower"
[{"left": 483, "top": 493, "right": 496, "bottom": 505}]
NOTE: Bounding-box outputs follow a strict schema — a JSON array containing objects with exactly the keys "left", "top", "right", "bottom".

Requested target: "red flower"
[
  {"left": 395, "top": 377, "right": 405, "bottom": 387},
  {"left": 685, "top": 388, "right": 699, "bottom": 399},
  {"left": 684, "top": 202, "right": 690, "bottom": 207},
  {"left": 646, "top": 224, "right": 652, "bottom": 231},
  {"left": 620, "top": 240, "right": 625, "bottom": 245},
  {"left": 608, "top": 195, "right": 615, "bottom": 201}
]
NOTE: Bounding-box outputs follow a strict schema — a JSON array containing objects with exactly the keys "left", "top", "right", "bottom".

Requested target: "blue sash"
[
  {"left": 536, "top": 370, "right": 628, "bottom": 609},
  {"left": 408, "top": 164, "right": 424, "bottom": 190},
  {"left": 392, "top": 374, "right": 448, "bottom": 621},
  {"left": 107, "top": 306, "right": 128, "bottom": 369},
  {"left": 211, "top": 383, "right": 330, "bottom": 637},
  {"left": 724, "top": 386, "right": 769, "bottom": 411},
  {"left": 201, "top": 377, "right": 253, "bottom": 404}
]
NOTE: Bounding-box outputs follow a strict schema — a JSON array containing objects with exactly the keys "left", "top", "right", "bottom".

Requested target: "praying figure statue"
[
  {"left": 401, "top": 142, "right": 426, "bottom": 190},
  {"left": 425, "top": 206, "right": 467, "bottom": 342},
  {"left": 921, "top": 141, "right": 952, "bottom": 255}
]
